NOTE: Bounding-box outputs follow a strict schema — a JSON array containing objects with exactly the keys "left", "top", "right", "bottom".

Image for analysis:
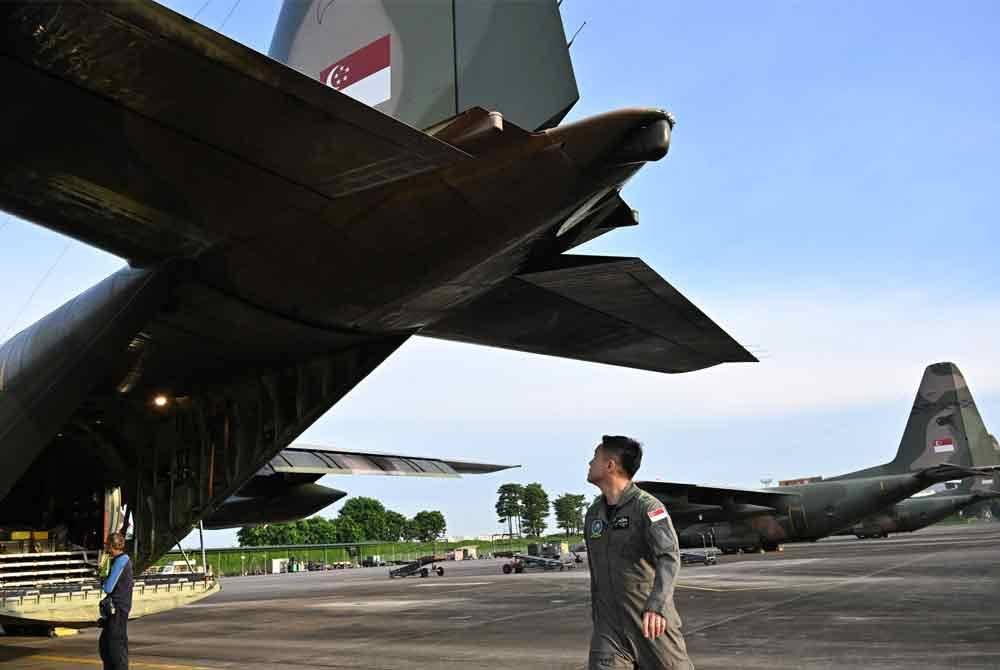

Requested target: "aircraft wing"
[
  {"left": 203, "top": 446, "right": 517, "bottom": 529},
  {"left": 0, "top": 1, "right": 468, "bottom": 263},
  {"left": 637, "top": 480, "right": 800, "bottom": 524},
  {"left": 265, "top": 444, "right": 518, "bottom": 478},
  {"left": 422, "top": 255, "right": 756, "bottom": 374}
]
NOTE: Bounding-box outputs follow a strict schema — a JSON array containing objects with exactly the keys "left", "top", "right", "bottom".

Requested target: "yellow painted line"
[
  {"left": 32, "top": 655, "right": 211, "bottom": 670},
  {"left": 676, "top": 584, "right": 729, "bottom": 592},
  {"left": 677, "top": 583, "right": 779, "bottom": 593}
]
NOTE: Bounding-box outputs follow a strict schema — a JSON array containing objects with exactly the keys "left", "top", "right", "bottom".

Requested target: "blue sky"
[{"left": 2, "top": 1, "right": 999, "bottom": 546}]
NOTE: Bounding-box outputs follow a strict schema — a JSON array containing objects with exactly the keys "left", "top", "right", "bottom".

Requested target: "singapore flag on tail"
[
  {"left": 932, "top": 438, "right": 955, "bottom": 454},
  {"left": 319, "top": 35, "right": 391, "bottom": 106}
]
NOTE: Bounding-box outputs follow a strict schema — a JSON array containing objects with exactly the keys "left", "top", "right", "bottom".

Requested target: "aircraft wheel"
[
  {"left": 436, "top": 567, "right": 444, "bottom": 576},
  {"left": 502, "top": 563, "right": 512, "bottom": 574},
  {"left": 420, "top": 568, "right": 429, "bottom": 578}
]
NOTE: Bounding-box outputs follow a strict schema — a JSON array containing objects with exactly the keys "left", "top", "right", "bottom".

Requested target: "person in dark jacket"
[
  {"left": 99, "top": 532, "right": 133, "bottom": 670},
  {"left": 585, "top": 435, "right": 693, "bottom": 669}
]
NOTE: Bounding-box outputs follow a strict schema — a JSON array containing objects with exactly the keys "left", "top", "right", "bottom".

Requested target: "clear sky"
[{"left": 2, "top": 1, "right": 998, "bottom": 547}]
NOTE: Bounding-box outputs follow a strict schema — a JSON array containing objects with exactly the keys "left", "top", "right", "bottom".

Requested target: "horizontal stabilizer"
[
  {"left": 0, "top": 1, "right": 468, "bottom": 263},
  {"left": 970, "top": 467, "right": 1000, "bottom": 494},
  {"left": 915, "top": 464, "right": 979, "bottom": 483},
  {"left": 422, "top": 255, "right": 756, "bottom": 374}
]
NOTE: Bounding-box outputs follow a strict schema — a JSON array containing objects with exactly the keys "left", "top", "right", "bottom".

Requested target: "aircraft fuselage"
[{"left": 675, "top": 470, "right": 968, "bottom": 551}]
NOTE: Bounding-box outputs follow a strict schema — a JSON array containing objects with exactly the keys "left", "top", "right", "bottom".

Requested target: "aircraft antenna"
[
  {"left": 219, "top": 0, "right": 243, "bottom": 30},
  {"left": 567, "top": 21, "right": 587, "bottom": 49},
  {"left": 193, "top": 0, "right": 214, "bottom": 20},
  {"left": 2, "top": 240, "right": 72, "bottom": 341},
  {"left": 317, "top": 0, "right": 337, "bottom": 24}
]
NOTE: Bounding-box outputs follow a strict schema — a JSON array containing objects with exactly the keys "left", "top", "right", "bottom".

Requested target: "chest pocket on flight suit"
[{"left": 609, "top": 508, "right": 642, "bottom": 562}]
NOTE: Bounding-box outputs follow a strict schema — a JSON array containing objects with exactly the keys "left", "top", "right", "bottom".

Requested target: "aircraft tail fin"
[
  {"left": 887, "top": 363, "right": 990, "bottom": 474},
  {"left": 269, "top": 0, "right": 579, "bottom": 132}
]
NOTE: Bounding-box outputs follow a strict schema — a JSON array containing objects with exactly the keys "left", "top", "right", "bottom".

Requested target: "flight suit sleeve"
[
  {"left": 584, "top": 506, "right": 597, "bottom": 625},
  {"left": 642, "top": 501, "right": 680, "bottom": 616}
]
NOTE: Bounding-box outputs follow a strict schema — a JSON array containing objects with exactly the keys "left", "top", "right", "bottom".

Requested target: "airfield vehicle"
[
  {"left": 501, "top": 553, "right": 575, "bottom": 574},
  {"left": 389, "top": 556, "right": 445, "bottom": 579}
]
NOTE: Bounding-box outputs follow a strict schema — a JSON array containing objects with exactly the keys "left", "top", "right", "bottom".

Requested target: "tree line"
[
  {"left": 237, "top": 497, "right": 446, "bottom": 547},
  {"left": 495, "top": 483, "right": 588, "bottom": 538}
]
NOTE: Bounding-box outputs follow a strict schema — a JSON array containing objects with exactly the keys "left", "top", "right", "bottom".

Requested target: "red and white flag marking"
[
  {"left": 648, "top": 507, "right": 668, "bottom": 523},
  {"left": 319, "top": 35, "right": 391, "bottom": 106},
  {"left": 932, "top": 438, "right": 955, "bottom": 453}
]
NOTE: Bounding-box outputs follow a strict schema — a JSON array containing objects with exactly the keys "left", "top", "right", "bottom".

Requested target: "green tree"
[
  {"left": 247, "top": 521, "right": 303, "bottom": 546},
  {"left": 237, "top": 525, "right": 268, "bottom": 547},
  {"left": 495, "top": 483, "right": 524, "bottom": 538},
  {"left": 333, "top": 517, "right": 363, "bottom": 543},
  {"left": 337, "top": 497, "right": 387, "bottom": 540},
  {"left": 520, "top": 483, "right": 550, "bottom": 538},
  {"left": 553, "top": 493, "right": 587, "bottom": 537},
  {"left": 409, "top": 510, "right": 446, "bottom": 542},
  {"left": 384, "top": 510, "right": 408, "bottom": 542},
  {"left": 300, "top": 517, "right": 338, "bottom": 544}
]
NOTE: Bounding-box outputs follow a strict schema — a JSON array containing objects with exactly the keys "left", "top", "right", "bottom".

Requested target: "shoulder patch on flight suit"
[
  {"left": 590, "top": 518, "right": 607, "bottom": 538},
  {"left": 612, "top": 516, "right": 630, "bottom": 530},
  {"left": 647, "top": 507, "right": 668, "bottom": 523}
]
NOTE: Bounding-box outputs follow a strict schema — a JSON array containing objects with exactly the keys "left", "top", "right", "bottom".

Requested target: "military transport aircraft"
[
  {"left": 639, "top": 363, "right": 990, "bottom": 553},
  {"left": 837, "top": 439, "right": 1000, "bottom": 539},
  {"left": 0, "top": 0, "right": 753, "bottom": 590},
  {"left": 837, "top": 471, "right": 1000, "bottom": 539}
]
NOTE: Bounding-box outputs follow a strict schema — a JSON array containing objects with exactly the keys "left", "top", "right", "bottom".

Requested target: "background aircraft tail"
[
  {"left": 886, "top": 362, "right": 991, "bottom": 474},
  {"left": 835, "top": 363, "right": 993, "bottom": 480},
  {"left": 269, "top": 0, "right": 579, "bottom": 132}
]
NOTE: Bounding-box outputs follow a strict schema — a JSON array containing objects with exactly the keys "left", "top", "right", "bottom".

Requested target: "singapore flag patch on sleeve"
[{"left": 648, "top": 507, "right": 669, "bottom": 523}]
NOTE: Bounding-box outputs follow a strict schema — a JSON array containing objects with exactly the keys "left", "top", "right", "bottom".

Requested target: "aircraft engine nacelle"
[{"left": 202, "top": 483, "right": 347, "bottom": 530}]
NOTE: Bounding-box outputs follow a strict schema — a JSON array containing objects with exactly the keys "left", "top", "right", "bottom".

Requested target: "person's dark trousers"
[{"left": 99, "top": 614, "right": 128, "bottom": 670}]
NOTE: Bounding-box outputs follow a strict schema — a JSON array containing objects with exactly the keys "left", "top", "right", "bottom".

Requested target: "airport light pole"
[{"left": 199, "top": 521, "right": 208, "bottom": 582}]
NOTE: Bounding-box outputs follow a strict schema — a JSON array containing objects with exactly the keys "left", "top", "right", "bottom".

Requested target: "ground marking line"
[
  {"left": 676, "top": 583, "right": 777, "bottom": 592},
  {"left": 685, "top": 548, "right": 935, "bottom": 635},
  {"left": 410, "top": 581, "right": 494, "bottom": 588},
  {"left": 32, "top": 655, "right": 212, "bottom": 670}
]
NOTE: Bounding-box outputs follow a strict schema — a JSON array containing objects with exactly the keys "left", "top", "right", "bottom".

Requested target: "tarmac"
[{"left": 1, "top": 522, "right": 998, "bottom": 669}]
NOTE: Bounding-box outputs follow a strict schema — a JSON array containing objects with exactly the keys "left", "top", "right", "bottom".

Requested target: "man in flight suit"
[
  {"left": 585, "top": 435, "right": 693, "bottom": 669},
  {"left": 98, "top": 532, "right": 133, "bottom": 670}
]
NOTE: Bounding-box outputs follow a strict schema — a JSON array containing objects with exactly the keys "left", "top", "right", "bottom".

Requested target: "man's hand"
[{"left": 642, "top": 610, "right": 667, "bottom": 639}]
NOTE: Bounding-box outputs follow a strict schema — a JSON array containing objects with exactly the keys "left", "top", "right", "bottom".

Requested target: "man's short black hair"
[{"left": 600, "top": 435, "right": 643, "bottom": 478}]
